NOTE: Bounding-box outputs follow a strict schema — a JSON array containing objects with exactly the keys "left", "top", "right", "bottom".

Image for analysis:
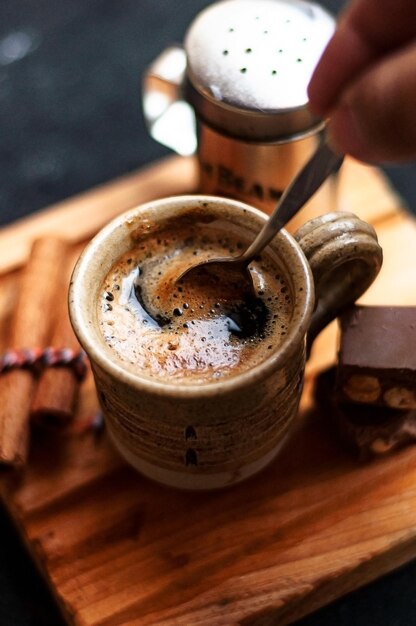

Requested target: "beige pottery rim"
[{"left": 69, "top": 195, "right": 314, "bottom": 399}]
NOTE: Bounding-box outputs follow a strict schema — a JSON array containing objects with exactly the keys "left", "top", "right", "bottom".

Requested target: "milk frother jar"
[{"left": 142, "top": 0, "right": 336, "bottom": 223}]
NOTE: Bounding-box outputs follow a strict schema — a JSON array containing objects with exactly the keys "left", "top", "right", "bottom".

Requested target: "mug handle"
[
  {"left": 141, "top": 46, "right": 197, "bottom": 156},
  {"left": 294, "top": 211, "right": 383, "bottom": 348}
]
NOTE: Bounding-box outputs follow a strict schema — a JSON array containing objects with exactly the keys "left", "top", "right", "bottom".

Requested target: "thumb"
[{"left": 327, "top": 42, "right": 416, "bottom": 164}]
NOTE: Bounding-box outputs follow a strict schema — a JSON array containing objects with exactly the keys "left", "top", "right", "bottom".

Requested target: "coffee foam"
[{"left": 97, "top": 213, "right": 293, "bottom": 384}]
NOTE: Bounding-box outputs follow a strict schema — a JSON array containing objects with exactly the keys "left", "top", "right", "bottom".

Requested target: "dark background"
[{"left": 1, "top": 1, "right": 416, "bottom": 625}]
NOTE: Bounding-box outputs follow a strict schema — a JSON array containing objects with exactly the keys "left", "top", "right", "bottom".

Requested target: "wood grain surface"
[{"left": 0, "top": 156, "right": 415, "bottom": 626}]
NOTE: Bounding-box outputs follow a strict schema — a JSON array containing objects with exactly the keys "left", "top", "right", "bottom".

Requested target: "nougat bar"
[
  {"left": 336, "top": 306, "right": 416, "bottom": 409},
  {"left": 316, "top": 368, "right": 416, "bottom": 459}
]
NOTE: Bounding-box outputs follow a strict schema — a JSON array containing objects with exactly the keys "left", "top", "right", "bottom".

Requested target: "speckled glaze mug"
[{"left": 69, "top": 196, "right": 382, "bottom": 490}]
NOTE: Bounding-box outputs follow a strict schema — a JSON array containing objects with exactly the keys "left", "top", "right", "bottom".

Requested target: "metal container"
[{"left": 142, "top": 0, "right": 336, "bottom": 223}]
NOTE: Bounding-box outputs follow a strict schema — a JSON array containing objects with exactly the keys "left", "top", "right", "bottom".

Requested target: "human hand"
[{"left": 307, "top": 0, "right": 416, "bottom": 163}]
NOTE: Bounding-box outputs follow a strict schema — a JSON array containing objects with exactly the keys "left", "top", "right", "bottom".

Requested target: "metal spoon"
[
  {"left": 134, "top": 140, "right": 343, "bottom": 324},
  {"left": 176, "top": 141, "right": 344, "bottom": 294}
]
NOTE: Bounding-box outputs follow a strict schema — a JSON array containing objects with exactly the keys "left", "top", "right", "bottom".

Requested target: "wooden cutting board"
[{"left": 1, "top": 155, "right": 416, "bottom": 626}]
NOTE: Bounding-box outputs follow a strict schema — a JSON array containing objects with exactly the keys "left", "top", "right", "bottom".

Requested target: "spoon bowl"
[{"left": 176, "top": 256, "right": 253, "bottom": 297}]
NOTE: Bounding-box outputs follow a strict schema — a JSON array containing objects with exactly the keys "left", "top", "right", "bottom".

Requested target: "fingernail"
[{"left": 327, "top": 105, "right": 372, "bottom": 162}]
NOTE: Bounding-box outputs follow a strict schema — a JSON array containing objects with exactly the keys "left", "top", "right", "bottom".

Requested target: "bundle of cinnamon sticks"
[{"left": 0, "top": 237, "right": 89, "bottom": 467}]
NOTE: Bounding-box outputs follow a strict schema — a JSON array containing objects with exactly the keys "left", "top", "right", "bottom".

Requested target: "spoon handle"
[{"left": 240, "top": 141, "right": 344, "bottom": 263}]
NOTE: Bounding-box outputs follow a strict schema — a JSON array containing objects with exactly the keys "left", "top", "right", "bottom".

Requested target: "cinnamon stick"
[
  {"left": 0, "top": 237, "right": 69, "bottom": 466},
  {"left": 31, "top": 248, "right": 85, "bottom": 427}
]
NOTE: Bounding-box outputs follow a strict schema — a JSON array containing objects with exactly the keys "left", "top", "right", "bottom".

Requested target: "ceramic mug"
[{"left": 69, "top": 196, "right": 382, "bottom": 490}]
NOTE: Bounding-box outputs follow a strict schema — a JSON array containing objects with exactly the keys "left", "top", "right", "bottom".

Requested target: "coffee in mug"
[{"left": 97, "top": 207, "right": 292, "bottom": 384}]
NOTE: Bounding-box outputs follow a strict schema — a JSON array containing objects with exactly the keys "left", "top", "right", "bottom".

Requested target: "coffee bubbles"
[{"left": 97, "top": 211, "right": 292, "bottom": 384}]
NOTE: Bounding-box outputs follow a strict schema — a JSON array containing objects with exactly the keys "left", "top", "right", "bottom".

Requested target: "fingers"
[
  {"left": 308, "top": 0, "right": 416, "bottom": 115},
  {"left": 326, "top": 42, "right": 416, "bottom": 163},
  {"left": 307, "top": 18, "right": 375, "bottom": 116}
]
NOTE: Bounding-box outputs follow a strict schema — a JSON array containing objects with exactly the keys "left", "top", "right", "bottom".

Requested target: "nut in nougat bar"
[{"left": 336, "top": 306, "right": 416, "bottom": 409}]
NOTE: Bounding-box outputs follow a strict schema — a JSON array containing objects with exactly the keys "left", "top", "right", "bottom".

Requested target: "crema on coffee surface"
[{"left": 97, "top": 212, "right": 292, "bottom": 384}]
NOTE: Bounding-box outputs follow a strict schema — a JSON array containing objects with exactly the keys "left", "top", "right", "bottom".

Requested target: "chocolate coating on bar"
[{"left": 336, "top": 306, "right": 416, "bottom": 408}]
